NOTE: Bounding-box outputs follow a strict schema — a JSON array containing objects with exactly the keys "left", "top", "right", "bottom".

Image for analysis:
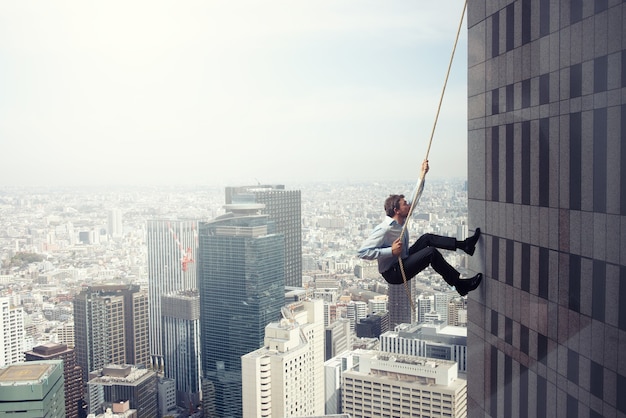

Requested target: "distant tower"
[
  {"left": 146, "top": 219, "right": 198, "bottom": 371},
  {"left": 242, "top": 300, "right": 325, "bottom": 417},
  {"left": 73, "top": 284, "right": 149, "bottom": 383},
  {"left": 387, "top": 284, "right": 414, "bottom": 328},
  {"left": 416, "top": 294, "right": 434, "bottom": 324},
  {"left": 225, "top": 184, "right": 302, "bottom": 286},
  {"left": 0, "top": 361, "right": 65, "bottom": 416},
  {"left": 198, "top": 203, "right": 285, "bottom": 417},
  {"left": 25, "top": 343, "right": 84, "bottom": 418},
  {"left": 434, "top": 292, "right": 451, "bottom": 324},
  {"left": 161, "top": 291, "right": 202, "bottom": 409},
  {"left": 107, "top": 209, "right": 123, "bottom": 238},
  {"left": 325, "top": 318, "right": 352, "bottom": 361},
  {"left": 0, "top": 296, "right": 24, "bottom": 366}
]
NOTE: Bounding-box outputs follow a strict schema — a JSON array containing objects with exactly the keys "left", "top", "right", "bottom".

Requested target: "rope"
[{"left": 398, "top": 0, "right": 467, "bottom": 312}]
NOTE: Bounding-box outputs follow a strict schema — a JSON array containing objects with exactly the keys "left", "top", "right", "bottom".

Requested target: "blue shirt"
[{"left": 357, "top": 179, "right": 424, "bottom": 273}]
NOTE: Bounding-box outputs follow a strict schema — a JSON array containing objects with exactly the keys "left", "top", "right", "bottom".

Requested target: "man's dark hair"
[{"left": 384, "top": 194, "right": 405, "bottom": 217}]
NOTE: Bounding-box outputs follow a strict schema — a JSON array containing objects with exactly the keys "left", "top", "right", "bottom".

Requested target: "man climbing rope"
[{"left": 357, "top": 159, "right": 483, "bottom": 297}]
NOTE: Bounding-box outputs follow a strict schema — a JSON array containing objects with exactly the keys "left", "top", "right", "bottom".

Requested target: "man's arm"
[
  {"left": 406, "top": 159, "right": 429, "bottom": 206},
  {"left": 357, "top": 225, "right": 394, "bottom": 260}
]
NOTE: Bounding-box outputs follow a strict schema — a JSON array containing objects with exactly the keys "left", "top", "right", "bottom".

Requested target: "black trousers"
[{"left": 381, "top": 233, "right": 460, "bottom": 286}]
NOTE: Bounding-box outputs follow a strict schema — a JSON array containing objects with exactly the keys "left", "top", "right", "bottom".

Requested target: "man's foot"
[
  {"left": 460, "top": 228, "right": 481, "bottom": 256},
  {"left": 456, "top": 273, "right": 483, "bottom": 296}
]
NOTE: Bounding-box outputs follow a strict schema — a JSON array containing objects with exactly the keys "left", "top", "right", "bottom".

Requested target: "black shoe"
[
  {"left": 457, "top": 273, "right": 483, "bottom": 296},
  {"left": 462, "top": 228, "right": 481, "bottom": 256}
]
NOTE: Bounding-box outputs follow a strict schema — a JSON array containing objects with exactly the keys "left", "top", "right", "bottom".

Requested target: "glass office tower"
[
  {"left": 198, "top": 204, "right": 285, "bottom": 417},
  {"left": 225, "top": 185, "right": 301, "bottom": 286}
]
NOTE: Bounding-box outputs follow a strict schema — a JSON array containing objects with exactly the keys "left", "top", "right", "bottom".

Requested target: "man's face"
[{"left": 396, "top": 198, "right": 410, "bottom": 217}]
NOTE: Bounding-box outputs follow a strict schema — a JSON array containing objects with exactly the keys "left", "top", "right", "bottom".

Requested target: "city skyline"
[{"left": 0, "top": 1, "right": 469, "bottom": 187}]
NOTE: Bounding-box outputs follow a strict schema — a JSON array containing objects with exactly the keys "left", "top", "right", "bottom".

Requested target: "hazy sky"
[{"left": 0, "top": 1, "right": 468, "bottom": 187}]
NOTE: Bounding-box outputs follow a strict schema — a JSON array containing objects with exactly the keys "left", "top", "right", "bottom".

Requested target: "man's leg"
[
  {"left": 383, "top": 247, "right": 459, "bottom": 287},
  {"left": 409, "top": 233, "right": 456, "bottom": 254},
  {"left": 409, "top": 229, "right": 481, "bottom": 256}
]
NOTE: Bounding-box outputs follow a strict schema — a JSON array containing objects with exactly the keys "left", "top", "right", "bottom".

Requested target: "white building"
[
  {"left": 379, "top": 322, "right": 468, "bottom": 373},
  {"left": 324, "top": 351, "right": 356, "bottom": 415},
  {"left": 242, "top": 299, "right": 325, "bottom": 418},
  {"left": 346, "top": 301, "right": 367, "bottom": 331},
  {"left": 107, "top": 209, "right": 123, "bottom": 238},
  {"left": 0, "top": 297, "right": 25, "bottom": 366},
  {"left": 342, "top": 349, "right": 467, "bottom": 418},
  {"left": 434, "top": 292, "right": 451, "bottom": 324},
  {"left": 367, "top": 296, "right": 387, "bottom": 315},
  {"left": 416, "top": 294, "right": 433, "bottom": 324}
]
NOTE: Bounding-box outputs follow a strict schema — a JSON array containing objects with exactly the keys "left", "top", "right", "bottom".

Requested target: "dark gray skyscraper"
[
  {"left": 198, "top": 204, "right": 285, "bottom": 417},
  {"left": 466, "top": 1, "right": 624, "bottom": 417},
  {"left": 73, "top": 284, "right": 149, "bottom": 384},
  {"left": 225, "top": 184, "right": 301, "bottom": 286}
]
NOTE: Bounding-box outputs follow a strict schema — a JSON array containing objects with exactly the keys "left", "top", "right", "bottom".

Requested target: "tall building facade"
[
  {"left": 467, "top": 1, "right": 625, "bottom": 416},
  {"left": 0, "top": 297, "right": 24, "bottom": 366},
  {"left": 161, "top": 290, "right": 202, "bottom": 409},
  {"left": 74, "top": 284, "right": 149, "bottom": 383},
  {"left": 146, "top": 219, "right": 198, "bottom": 371},
  {"left": 198, "top": 205, "right": 285, "bottom": 417},
  {"left": 241, "top": 299, "right": 325, "bottom": 418},
  {"left": 25, "top": 343, "right": 84, "bottom": 418},
  {"left": 225, "top": 184, "right": 302, "bottom": 286},
  {"left": 0, "top": 361, "right": 65, "bottom": 417}
]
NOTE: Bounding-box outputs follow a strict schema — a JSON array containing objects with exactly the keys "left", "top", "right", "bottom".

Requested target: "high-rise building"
[
  {"left": 157, "top": 377, "right": 177, "bottom": 418},
  {"left": 341, "top": 350, "right": 467, "bottom": 417},
  {"left": 387, "top": 282, "right": 414, "bottom": 328},
  {"left": 161, "top": 290, "right": 202, "bottom": 409},
  {"left": 56, "top": 322, "right": 75, "bottom": 347},
  {"left": 325, "top": 318, "right": 352, "bottom": 361},
  {"left": 0, "top": 297, "right": 24, "bottom": 366},
  {"left": 346, "top": 301, "right": 367, "bottom": 331},
  {"left": 241, "top": 299, "right": 325, "bottom": 417},
  {"left": 146, "top": 219, "right": 198, "bottom": 371},
  {"left": 466, "top": 2, "right": 625, "bottom": 416},
  {"left": 367, "top": 296, "right": 388, "bottom": 314},
  {"left": 25, "top": 343, "right": 84, "bottom": 418},
  {"left": 87, "top": 365, "right": 157, "bottom": 418},
  {"left": 416, "top": 294, "right": 433, "bottom": 324},
  {"left": 324, "top": 351, "right": 357, "bottom": 415},
  {"left": 434, "top": 292, "right": 451, "bottom": 324},
  {"left": 380, "top": 322, "right": 467, "bottom": 373},
  {"left": 447, "top": 298, "right": 467, "bottom": 326},
  {"left": 198, "top": 204, "right": 285, "bottom": 417},
  {"left": 0, "top": 360, "right": 65, "bottom": 417},
  {"left": 73, "top": 284, "right": 149, "bottom": 383},
  {"left": 225, "top": 184, "right": 302, "bottom": 287},
  {"left": 107, "top": 209, "right": 123, "bottom": 238}
]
